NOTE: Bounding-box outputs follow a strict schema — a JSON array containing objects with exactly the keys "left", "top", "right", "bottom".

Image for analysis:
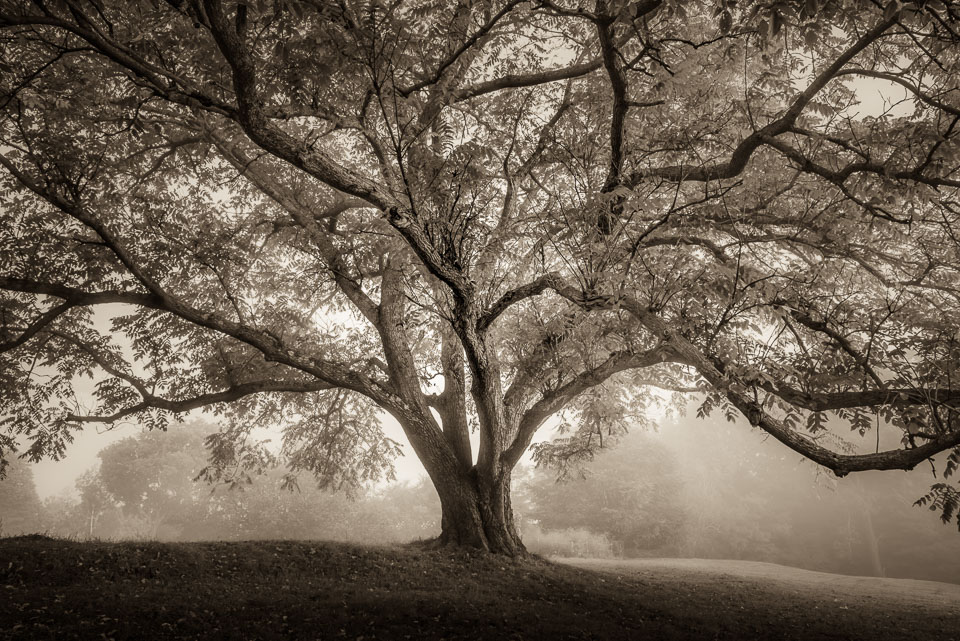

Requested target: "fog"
[{"left": 3, "top": 412, "right": 959, "bottom": 585}]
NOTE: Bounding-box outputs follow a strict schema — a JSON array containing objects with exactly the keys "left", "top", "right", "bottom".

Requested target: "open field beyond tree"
[{"left": 1, "top": 536, "right": 958, "bottom": 640}]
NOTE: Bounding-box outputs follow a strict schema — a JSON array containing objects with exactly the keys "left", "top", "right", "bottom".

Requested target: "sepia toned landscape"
[{"left": 2, "top": 0, "right": 960, "bottom": 637}]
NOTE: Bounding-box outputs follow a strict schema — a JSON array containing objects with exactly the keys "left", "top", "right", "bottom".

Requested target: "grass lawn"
[{"left": 2, "top": 535, "right": 959, "bottom": 640}]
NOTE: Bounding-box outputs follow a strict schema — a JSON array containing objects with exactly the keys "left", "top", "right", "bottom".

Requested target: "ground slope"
[
  {"left": 563, "top": 558, "right": 960, "bottom": 640},
  {"left": 1, "top": 536, "right": 958, "bottom": 640}
]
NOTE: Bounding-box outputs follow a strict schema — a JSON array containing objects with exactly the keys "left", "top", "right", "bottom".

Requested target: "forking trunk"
[
  {"left": 394, "top": 406, "right": 526, "bottom": 555},
  {"left": 430, "top": 464, "right": 525, "bottom": 555}
]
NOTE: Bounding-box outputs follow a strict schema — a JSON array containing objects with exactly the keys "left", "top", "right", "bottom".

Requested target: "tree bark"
[{"left": 430, "top": 466, "right": 525, "bottom": 555}]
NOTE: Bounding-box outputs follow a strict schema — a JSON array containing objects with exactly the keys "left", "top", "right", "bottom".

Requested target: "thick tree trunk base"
[
  {"left": 407, "top": 534, "right": 529, "bottom": 558},
  {"left": 435, "top": 524, "right": 527, "bottom": 556},
  {"left": 429, "top": 469, "right": 526, "bottom": 556}
]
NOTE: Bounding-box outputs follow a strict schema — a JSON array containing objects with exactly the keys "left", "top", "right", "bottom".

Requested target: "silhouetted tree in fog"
[{"left": 0, "top": 458, "right": 41, "bottom": 535}]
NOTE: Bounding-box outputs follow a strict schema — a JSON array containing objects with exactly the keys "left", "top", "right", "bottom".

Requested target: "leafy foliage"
[
  {"left": 915, "top": 447, "right": 960, "bottom": 531},
  {"left": 520, "top": 431, "right": 685, "bottom": 555},
  {"left": 1, "top": 0, "right": 960, "bottom": 548}
]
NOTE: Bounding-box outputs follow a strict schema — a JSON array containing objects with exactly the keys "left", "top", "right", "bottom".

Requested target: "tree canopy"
[{"left": 1, "top": 0, "right": 960, "bottom": 553}]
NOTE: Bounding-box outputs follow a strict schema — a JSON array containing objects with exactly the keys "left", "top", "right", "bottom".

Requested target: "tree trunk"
[{"left": 431, "top": 467, "right": 525, "bottom": 555}]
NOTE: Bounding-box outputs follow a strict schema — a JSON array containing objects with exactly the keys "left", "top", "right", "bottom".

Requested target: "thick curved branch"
[
  {"left": 500, "top": 273, "right": 960, "bottom": 476},
  {"left": 67, "top": 378, "right": 333, "bottom": 424},
  {"left": 725, "top": 388, "right": 960, "bottom": 477},
  {"left": 503, "top": 343, "right": 673, "bottom": 467},
  {"left": 626, "top": 10, "right": 899, "bottom": 186},
  {"left": 835, "top": 68, "right": 960, "bottom": 117},
  {"left": 479, "top": 272, "right": 564, "bottom": 330}
]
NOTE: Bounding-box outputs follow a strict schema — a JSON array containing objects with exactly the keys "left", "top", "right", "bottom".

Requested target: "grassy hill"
[{"left": 2, "top": 536, "right": 958, "bottom": 640}]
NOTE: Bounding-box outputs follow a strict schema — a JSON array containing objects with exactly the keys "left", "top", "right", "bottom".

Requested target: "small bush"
[{"left": 522, "top": 523, "right": 615, "bottom": 558}]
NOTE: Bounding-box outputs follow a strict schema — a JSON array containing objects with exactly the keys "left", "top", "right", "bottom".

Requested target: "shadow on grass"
[{"left": 1, "top": 536, "right": 957, "bottom": 640}]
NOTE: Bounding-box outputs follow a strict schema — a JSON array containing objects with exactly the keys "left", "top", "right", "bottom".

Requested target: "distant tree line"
[
  {"left": 2, "top": 419, "right": 959, "bottom": 584},
  {"left": 17, "top": 423, "right": 439, "bottom": 545}
]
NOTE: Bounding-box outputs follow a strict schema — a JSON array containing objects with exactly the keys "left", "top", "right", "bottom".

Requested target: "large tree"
[{"left": 1, "top": 0, "right": 959, "bottom": 554}]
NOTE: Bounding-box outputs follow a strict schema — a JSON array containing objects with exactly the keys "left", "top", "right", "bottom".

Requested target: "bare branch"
[
  {"left": 453, "top": 59, "right": 605, "bottom": 102},
  {"left": 835, "top": 68, "right": 960, "bottom": 117}
]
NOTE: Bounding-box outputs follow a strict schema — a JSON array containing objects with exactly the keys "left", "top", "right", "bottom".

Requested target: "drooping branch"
[
  {"left": 67, "top": 378, "right": 333, "bottom": 424},
  {"left": 786, "top": 306, "right": 886, "bottom": 389},
  {"left": 642, "top": 308, "right": 960, "bottom": 477},
  {"left": 0, "top": 155, "right": 170, "bottom": 302},
  {"left": 758, "top": 385, "right": 960, "bottom": 414},
  {"left": 760, "top": 136, "right": 960, "bottom": 190},
  {"left": 725, "top": 385, "right": 960, "bottom": 477},
  {"left": 835, "top": 68, "right": 960, "bottom": 117},
  {"left": 49, "top": 328, "right": 152, "bottom": 398},
  {"left": 0, "top": 160, "right": 398, "bottom": 410},
  {"left": 0, "top": 10, "right": 236, "bottom": 117},
  {"left": 0, "top": 301, "right": 74, "bottom": 353},
  {"left": 497, "top": 273, "right": 960, "bottom": 475}
]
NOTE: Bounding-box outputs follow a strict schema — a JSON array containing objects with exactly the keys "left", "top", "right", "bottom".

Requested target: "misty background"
[{"left": 4, "top": 407, "right": 959, "bottom": 585}]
